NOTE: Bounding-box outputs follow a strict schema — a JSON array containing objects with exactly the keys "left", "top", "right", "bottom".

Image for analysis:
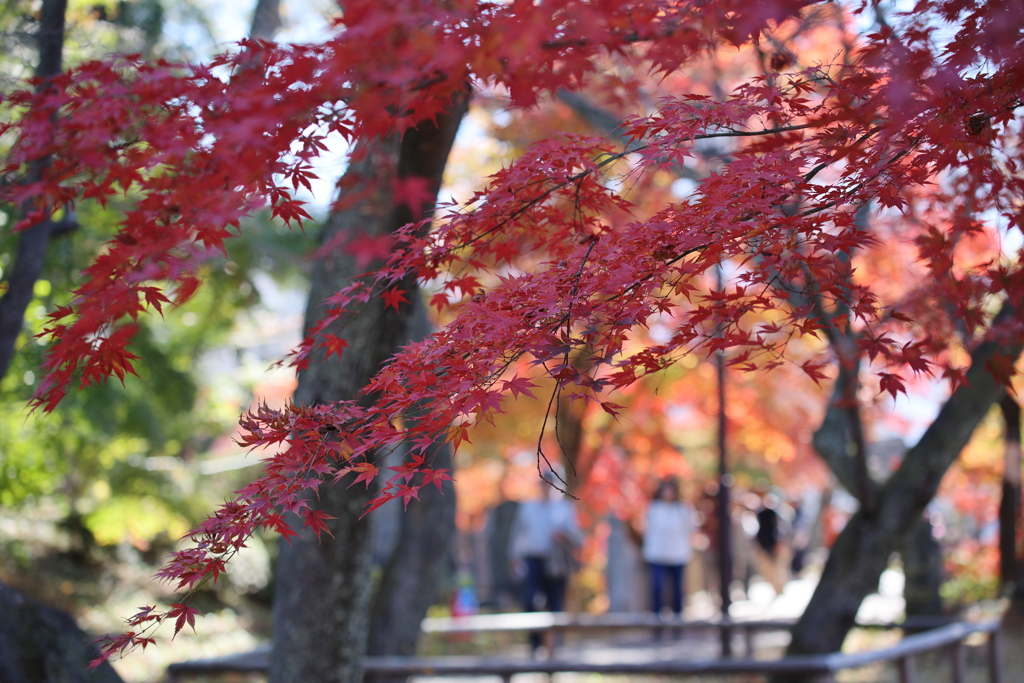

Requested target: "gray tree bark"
[
  {"left": 900, "top": 517, "right": 944, "bottom": 616},
  {"left": 781, "top": 306, "right": 1021, "bottom": 678},
  {"left": 269, "top": 94, "right": 468, "bottom": 683}
]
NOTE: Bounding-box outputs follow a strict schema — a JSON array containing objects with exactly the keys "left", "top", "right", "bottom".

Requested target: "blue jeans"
[
  {"left": 522, "top": 556, "right": 566, "bottom": 650},
  {"left": 649, "top": 562, "right": 685, "bottom": 614}
]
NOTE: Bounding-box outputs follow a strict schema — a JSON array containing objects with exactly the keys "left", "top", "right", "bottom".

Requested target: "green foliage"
[{"left": 0, "top": 184, "right": 312, "bottom": 547}]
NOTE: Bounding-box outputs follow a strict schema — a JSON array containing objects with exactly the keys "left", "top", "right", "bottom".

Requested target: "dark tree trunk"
[
  {"left": 0, "top": 0, "right": 69, "bottom": 382},
  {"left": 482, "top": 500, "right": 521, "bottom": 609},
  {"left": 780, "top": 310, "right": 1021, "bottom": 680},
  {"left": 811, "top": 323, "right": 942, "bottom": 621},
  {"left": 269, "top": 95, "right": 468, "bottom": 683},
  {"left": 900, "top": 516, "right": 943, "bottom": 616}
]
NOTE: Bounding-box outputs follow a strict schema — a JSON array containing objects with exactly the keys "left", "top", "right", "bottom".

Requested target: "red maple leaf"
[
  {"left": 322, "top": 334, "right": 349, "bottom": 360},
  {"left": 421, "top": 467, "right": 453, "bottom": 492},
  {"left": 303, "top": 509, "right": 337, "bottom": 540},
  {"left": 878, "top": 372, "right": 906, "bottom": 401},
  {"left": 167, "top": 603, "right": 199, "bottom": 637},
  {"left": 381, "top": 288, "right": 409, "bottom": 312},
  {"left": 345, "top": 462, "right": 379, "bottom": 489}
]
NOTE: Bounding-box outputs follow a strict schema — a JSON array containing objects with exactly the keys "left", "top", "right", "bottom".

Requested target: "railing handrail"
[
  {"left": 364, "top": 620, "right": 1000, "bottom": 676},
  {"left": 166, "top": 616, "right": 1002, "bottom": 681},
  {"left": 421, "top": 610, "right": 959, "bottom": 634},
  {"left": 818, "top": 620, "right": 998, "bottom": 671}
]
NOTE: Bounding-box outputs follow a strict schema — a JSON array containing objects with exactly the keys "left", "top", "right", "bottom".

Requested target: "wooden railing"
[
  {"left": 421, "top": 611, "right": 975, "bottom": 660},
  {"left": 166, "top": 614, "right": 1003, "bottom": 683}
]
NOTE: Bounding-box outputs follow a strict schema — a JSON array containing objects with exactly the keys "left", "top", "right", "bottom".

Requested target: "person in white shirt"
[
  {"left": 509, "top": 471, "right": 582, "bottom": 650},
  {"left": 642, "top": 478, "right": 696, "bottom": 615}
]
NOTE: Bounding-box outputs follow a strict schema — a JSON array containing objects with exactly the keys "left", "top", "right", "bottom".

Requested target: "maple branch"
[
  {"left": 557, "top": 89, "right": 706, "bottom": 181},
  {"left": 545, "top": 236, "right": 601, "bottom": 486},
  {"left": 695, "top": 122, "right": 815, "bottom": 139},
  {"left": 536, "top": 373, "right": 573, "bottom": 495}
]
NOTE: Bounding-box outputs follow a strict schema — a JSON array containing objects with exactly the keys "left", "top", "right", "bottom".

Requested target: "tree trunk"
[
  {"left": 269, "top": 95, "right": 467, "bottom": 683},
  {"left": 781, "top": 310, "right": 1021, "bottom": 679},
  {"left": 482, "top": 500, "right": 521, "bottom": 609},
  {"left": 0, "top": 0, "right": 69, "bottom": 382},
  {"left": 900, "top": 516, "right": 943, "bottom": 616}
]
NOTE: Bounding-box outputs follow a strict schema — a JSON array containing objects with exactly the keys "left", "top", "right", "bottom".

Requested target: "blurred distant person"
[
  {"left": 509, "top": 470, "right": 581, "bottom": 651},
  {"left": 753, "top": 492, "right": 790, "bottom": 594},
  {"left": 789, "top": 497, "right": 813, "bottom": 576},
  {"left": 642, "top": 478, "right": 697, "bottom": 615}
]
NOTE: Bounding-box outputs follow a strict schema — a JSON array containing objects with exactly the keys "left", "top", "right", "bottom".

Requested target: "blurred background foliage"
[{"left": 0, "top": 2, "right": 317, "bottom": 677}]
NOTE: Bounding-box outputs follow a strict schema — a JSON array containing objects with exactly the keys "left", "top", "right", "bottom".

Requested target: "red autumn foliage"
[{"left": 1, "top": 0, "right": 1022, "bottom": 664}]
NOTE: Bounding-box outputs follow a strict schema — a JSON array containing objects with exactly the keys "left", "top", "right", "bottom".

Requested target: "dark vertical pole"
[
  {"left": 998, "top": 396, "right": 1021, "bottom": 591},
  {"left": 716, "top": 264, "right": 732, "bottom": 657}
]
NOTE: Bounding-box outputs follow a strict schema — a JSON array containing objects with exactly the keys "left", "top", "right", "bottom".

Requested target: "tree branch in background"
[
  {"left": 785, "top": 303, "right": 1021, "bottom": 671},
  {"left": 249, "top": 0, "right": 282, "bottom": 42},
  {"left": 556, "top": 89, "right": 704, "bottom": 181}
]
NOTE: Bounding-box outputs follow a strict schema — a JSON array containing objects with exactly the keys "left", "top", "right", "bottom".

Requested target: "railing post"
[
  {"left": 897, "top": 655, "right": 915, "bottom": 683},
  {"left": 721, "top": 623, "right": 733, "bottom": 658},
  {"left": 544, "top": 627, "right": 556, "bottom": 658},
  {"left": 951, "top": 640, "right": 966, "bottom": 683},
  {"left": 988, "top": 628, "right": 1003, "bottom": 683},
  {"left": 744, "top": 625, "right": 754, "bottom": 658}
]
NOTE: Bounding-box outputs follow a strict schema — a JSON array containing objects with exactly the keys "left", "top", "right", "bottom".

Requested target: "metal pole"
[
  {"left": 951, "top": 640, "right": 966, "bottom": 683},
  {"left": 897, "top": 655, "right": 916, "bottom": 683},
  {"left": 988, "top": 628, "right": 1003, "bottom": 683},
  {"left": 716, "top": 264, "right": 732, "bottom": 657}
]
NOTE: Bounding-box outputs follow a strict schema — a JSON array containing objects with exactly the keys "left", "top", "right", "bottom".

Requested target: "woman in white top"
[{"left": 642, "top": 478, "right": 695, "bottom": 614}]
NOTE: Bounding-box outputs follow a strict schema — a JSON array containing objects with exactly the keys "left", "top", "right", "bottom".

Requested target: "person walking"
[
  {"left": 753, "top": 492, "right": 790, "bottom": 594},
  {"left": 509, "top": 471, "right": 582, "bottom": 652},
  {"left": 642, "top": 478, "right": 696, "bottom": 615}
]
